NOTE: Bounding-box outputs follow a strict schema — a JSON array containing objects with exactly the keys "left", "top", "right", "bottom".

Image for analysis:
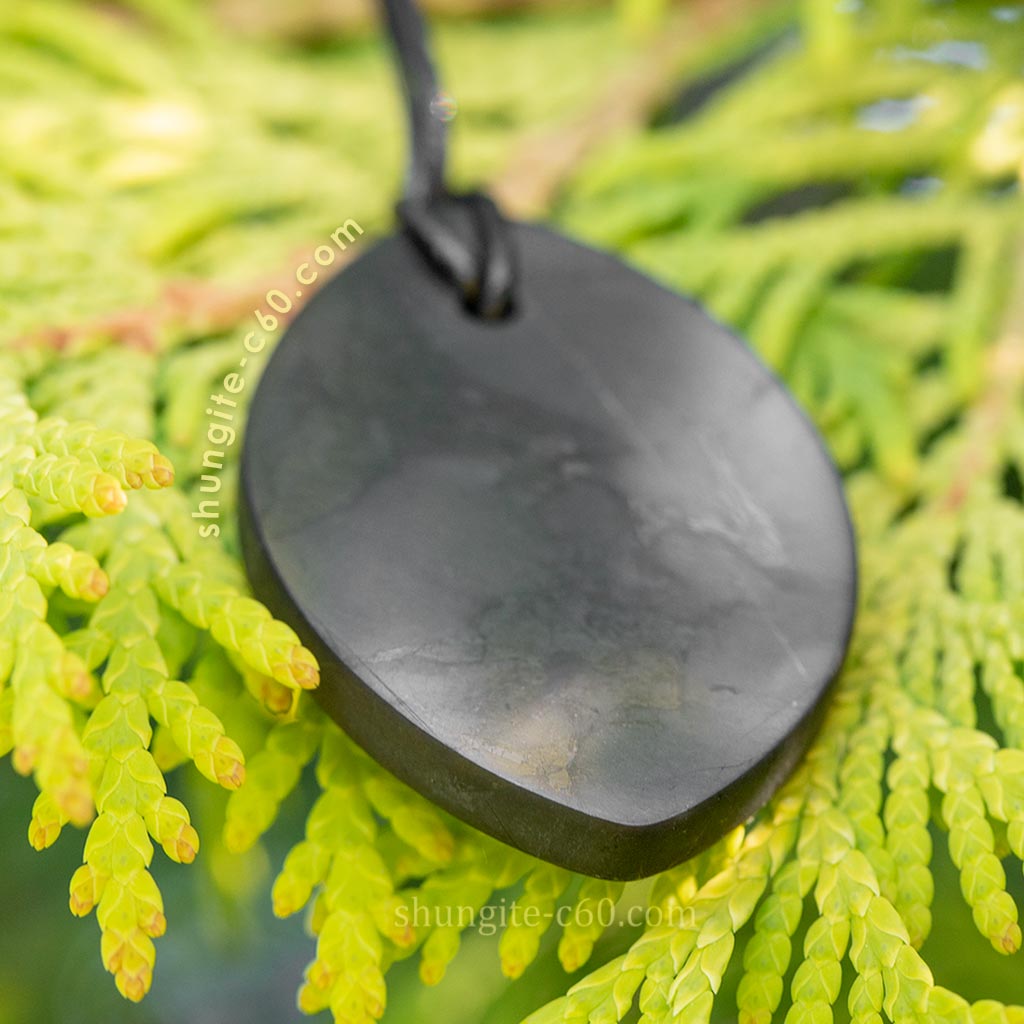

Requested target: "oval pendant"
[{"left": 241, "top": 223, "right": 856, "bottom": 879}]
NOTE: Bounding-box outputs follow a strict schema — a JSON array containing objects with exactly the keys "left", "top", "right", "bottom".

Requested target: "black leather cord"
[{"left": 380, "top": 0, "right": 517, "bottom": 318}]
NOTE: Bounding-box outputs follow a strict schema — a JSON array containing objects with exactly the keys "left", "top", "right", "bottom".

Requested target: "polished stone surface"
[{"left": 241, "top": 224, "right": 857, "bottom": 878}]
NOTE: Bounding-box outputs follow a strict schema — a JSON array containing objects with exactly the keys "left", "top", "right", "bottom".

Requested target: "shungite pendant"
[{"left": 240, "top": 222, "right": 857, "bottom": 879}]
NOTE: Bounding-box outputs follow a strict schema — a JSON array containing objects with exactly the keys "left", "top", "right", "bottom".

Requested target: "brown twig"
[
  {"left": 492, "top": 0, "right": 769, "bottom": 219},
  {"left": 12, "top": 250, "right": 331, "bottom": 354}
]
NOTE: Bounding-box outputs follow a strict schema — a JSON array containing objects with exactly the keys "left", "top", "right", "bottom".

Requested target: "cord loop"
[{"left": 380, "top": 0, "right": 517, "bottom": 318}]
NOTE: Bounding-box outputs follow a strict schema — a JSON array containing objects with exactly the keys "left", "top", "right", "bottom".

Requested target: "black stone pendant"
[{"left": 240, "top": 222, "right": 857, "bottom": 879}]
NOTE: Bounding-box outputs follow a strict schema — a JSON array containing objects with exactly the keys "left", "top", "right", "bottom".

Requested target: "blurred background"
[{"left": 3, "top": 0, "right": 1024, "bottom": 1021}]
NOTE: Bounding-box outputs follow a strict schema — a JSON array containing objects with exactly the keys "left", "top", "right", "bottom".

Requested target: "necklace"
[{"left": 240, "top": 0, "right": 857, "bottom": 879}]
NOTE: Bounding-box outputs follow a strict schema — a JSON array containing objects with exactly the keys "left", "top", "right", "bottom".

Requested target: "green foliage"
[
  {"left": 4, "top": 0, "right": 1024, "bottom": 1023},
  {"left": 0, "top": 351, "right": 321, "bottom": 1000},
  {"left": 543, "top": 3, "right": 1024, "bottom": 1023}
]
